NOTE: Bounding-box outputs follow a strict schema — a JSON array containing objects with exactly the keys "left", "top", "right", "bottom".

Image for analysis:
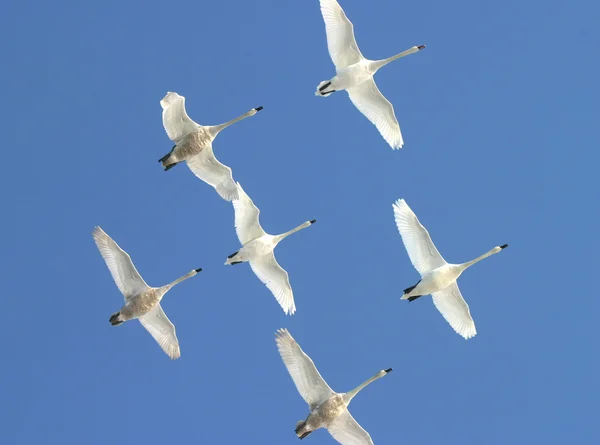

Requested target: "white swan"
[
  {"left": 392, "top": 199, "right": 508, "bottom": 339},
  {"left": 92, "top": 226, "right": 201, "bottom": 359},
  {"left": 316, "top": 0, "right": 425, "bottom": 149},
  {"left": 225, "top": 183, "right": 316, "bottom": 315},
  {"left": 276, "top": 328, "right": 392, "bottom": 444},
  {"left": 159, "top": 92, "right": 263, "bottom": 201}
]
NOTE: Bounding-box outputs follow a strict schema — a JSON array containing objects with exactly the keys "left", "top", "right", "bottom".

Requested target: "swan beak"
[
  {"left": 500, "top": 244, "right": 508, "bottom": 249},
  {"left": 195, "top": 268, "right": 203, "bottom": 273},
  {"left": 384, "top": 368, "right": 393, "bottom": 373},
  {"left": 255, "top": 106, "right": 264, "bottom": 112},
  {"left": 417, "top": 44, "right": 426, "bottom": 50},
  {"left": 309, "top": 219, "right": 317, "bottom": 224}
]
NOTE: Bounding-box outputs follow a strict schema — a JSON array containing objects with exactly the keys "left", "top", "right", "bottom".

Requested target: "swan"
[
  {"left": 225, "top": 183, "right": 316, "bottom": 315},
  {"left": 275, "top": 328, "right": 392, "bottom": 444},
  {"left": 159, "top": 92, "right": 263, "bottom": 201},
  {"left": 392, "top": 199, "right": 508, "bottom": 339},
  {"left": 315, "top": 0, "right": 425, "bottom": 149},
  {"left": 92, "top": 226, "right": 201, "bottom": 359}
]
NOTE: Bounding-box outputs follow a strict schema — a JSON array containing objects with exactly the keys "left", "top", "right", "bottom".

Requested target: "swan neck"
[
  {"left": 275, "top": 222, "right": 310, "bottom": 243},
  {"left": 209, "top": 110, "right": 253, "bottom": 136},
  {"left": 460, "top": 248, "right": 498, "bottom": 271},
  {"left": 343, "top": 373, "right": 383, "bottom": 405},
  {"left": 165, "top": 270, "right": 196, "bottom": 290},
  {"left": 372, "top": 47, "right": 418, "bottom": 71}
]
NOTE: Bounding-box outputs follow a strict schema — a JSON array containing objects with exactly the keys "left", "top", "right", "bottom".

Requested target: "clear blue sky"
[{"left": 1, "top": 0, "right": 598, "bottom": 443}]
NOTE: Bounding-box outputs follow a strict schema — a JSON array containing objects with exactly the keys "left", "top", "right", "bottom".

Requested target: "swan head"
[
  {"left": 250, "top": 106, "right": 263, "bottom": 115},
  {"left": 309, "top": 219, "right": 317, "bottom": 224},
  {"left": 194, "top": 268, "right": 203, "bottom": 274},
  {"left": 417, "top": 44, "right": 426, "bottom": 50},
  {"left": 492, "top": 244, "right": 508, "bottom": 254},
  {"left": 377, "top": 368, "right": 393, "bottom": 377}
]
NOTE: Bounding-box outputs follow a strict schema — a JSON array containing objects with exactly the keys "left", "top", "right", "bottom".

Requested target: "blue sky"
[{"left": 1, "top": 0, "right": 598, "bottom": 443}]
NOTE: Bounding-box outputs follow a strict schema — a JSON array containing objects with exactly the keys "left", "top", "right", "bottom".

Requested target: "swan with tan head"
[
  {"left": 276, "top": 328, "right": 392, "bottom": 444},
  {"left": 315, "top": 0, "right": 425, "bottom": 149},
  {"left": 393, "top": 199, "right": 508, "bottom": 339},
  {"left": 159, "top": 92, "right": 263, "bottom": 201},
  {"left": 92, "top": 226, "right": 201, "bottom": 359}
]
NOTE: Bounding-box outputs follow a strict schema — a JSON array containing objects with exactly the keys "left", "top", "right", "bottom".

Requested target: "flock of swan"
[{"left": 92, "top": 0, "right": 509, "bottom": 443}]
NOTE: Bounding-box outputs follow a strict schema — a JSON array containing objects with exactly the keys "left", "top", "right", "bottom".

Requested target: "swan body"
[
  {"left": 225, "top": 183, "right": 316, "bottom": 315},
  {"left": 276, "top": 329, "right": 391, "bottom": 444},
  {"left": 406, "top": 264, "right": 465, "bottom": 297},
  {"left": 227, "top": 234, "right": 278, "bottom": 262},
  {"left": 323, "top": 60, "right": 374, "bottom": 91},
  {"left": 393, "top": 199, "right": 508, "bottom": 339},
  {"left": 316, "top": 0, "right": 425, "bottom": 149},
  {"left": 92, "top": 226, "right": 201, "bottom": 359},
  {"left": 159, "top": 91, "right": 263, "bottom": 201}
]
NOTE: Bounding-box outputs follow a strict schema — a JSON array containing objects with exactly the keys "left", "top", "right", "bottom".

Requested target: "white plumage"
[
  {"left": 226, "top": 183, "right": 316, "bottom": 315},
  {"left": 92, "top": 226, "right": 201, "bottom": 359},
  {"left": 276, "top": 328, "right": 391, "bottom": 444},
  {"left": 393, "top": 199, "right": 508, "bottom": 339},
  {"left": 159, "top": 92, "right": 262, "bottom": 201},
  {"left": 316, "top": 0, "right": 425, "bottom": 149}
]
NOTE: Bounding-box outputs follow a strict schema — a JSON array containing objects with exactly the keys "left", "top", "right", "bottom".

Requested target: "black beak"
[
  {"left": 309, "top": 219, "right": 317, "bottom": 224},
  {"left": 195, "top": 268, "right": 203, "bottom": 273},
  {"left": 384, "top": 368, "right": 393, "bottom": 373},
  {"left": 417, "top": 44, "right": 426, "bottom": 50},
  {"left": 255, "top": 106, "right": 263, "bottom": 112},
  {"left": 500, "top": 244, "right": 508, "bottom": 249}
]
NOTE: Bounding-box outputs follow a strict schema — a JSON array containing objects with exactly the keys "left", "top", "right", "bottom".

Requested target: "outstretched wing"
[
  {"left": 432, "top": 282, "right": 477, "bottom": 340},
  {"left": 138, "top": 304, "right": 181, "bottom": 359},
  {"left": 160, "top": 92, "right": 201, "bottom": 144},
  {"left": 92, "top": 226, "right": 149, "bottom": 299},
  {"left": 250, "top": 252, "right": 295, "bottom": 315},
  {"left": 232, "top": 182, "right": 266, "bottom": 244},
  {"left": 319, "top": 0, "right": 364, "bottom": 70},
  {"left": 347, "top": 78, "right": 403, "bottom": 149},
  {"left": 275, "top": 328, "right": 335, "bottom": 408},
  {"left": 186, "top": 149, "right": 238, "bottom": 201},
  {"left": 327, "top": 409, "right": 374, "bottom": 445},
  {"left": 392, "top": 199, "right": 447, "bottom": 275}
]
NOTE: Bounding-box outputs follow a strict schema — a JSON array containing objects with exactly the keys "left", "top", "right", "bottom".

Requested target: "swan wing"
[
  {"left": 186, "top": 149, "right": 239, "bottom": 201},
  {"left": 319, "top": 0, "right": 365, "bottom": 70},
  {"left": 160, "top": 92, "right": 201, "bottom": 144},
  {"left": 250, "top": 252, "right": 296, "bottom": 315},
  {"left": 275, "top": 328, "right": 335, "bottom": 408},
  {"left": 92, "top": 226, "right": 149, "bottom": 300},
  {"left": 138, "top": 304, "right": 181, "bottom": 359},
  {"left": 327, "top": 409, "right": 374, "bottom": 445},
  {"left": 392, "top": 199, "right": 447, "bottom": 275},
  {"left": 347, "top": 78, "right": 403, "bottom": 149},
  {"left": 432, "top": 282, "right": 477, "bottom": 339},
  {"left": 232, "top": 182, "right": 266, "bottom": 244}
]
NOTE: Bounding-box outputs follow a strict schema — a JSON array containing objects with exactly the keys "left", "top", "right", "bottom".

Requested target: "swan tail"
[
  {"left": 295, "top": 420, "right": 311, "bottom": 439},
  {"left": 401, "top": 280, "right": 421, "bottom": 299},
  {"left": 109, "top": 311, "right": 124, "bottom": 326},
  {"left": 315, "top": 80, "right": 335, "bottom": 97},
  {"left": 224, "top": 251, "right": 241, "bottom": 265},
  {"left": 158, "top": 145, "right": 176, "bottom": 166}
]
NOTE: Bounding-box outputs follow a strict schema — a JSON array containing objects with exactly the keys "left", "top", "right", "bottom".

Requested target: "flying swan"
[
  {"left": 225, "top": 183, "right": 316, "bottom": 315},
  {"left": 159, "top": 92, "right": 263, "bottom": 201},
  {"left": 92, "top": 226, "right": 201, "bottom": 359},
  {"left": 392, "top": 199, "right": 508, "bottom": 339},
  {"left": 316, "top": 0, "right": 425, "bottom": 149},
  {"left": 276, "top": 328, "right": 392, "bottom": 444}
]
